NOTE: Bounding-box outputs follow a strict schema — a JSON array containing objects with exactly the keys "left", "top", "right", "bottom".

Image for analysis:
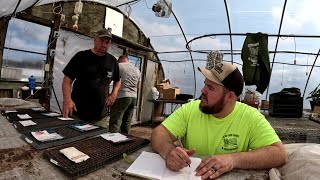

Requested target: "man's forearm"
[
  {"left": 232, "top": 142, "right": 287, "bottom": 169},
  {"left": 62, "top": 76, "right": 72, "bottom": 101},
  {"left": 110, "top": 80, "right": 121, "bottom": 96},
  {"left": 151, "top": 125, "right": 176, "bottom": 159}
]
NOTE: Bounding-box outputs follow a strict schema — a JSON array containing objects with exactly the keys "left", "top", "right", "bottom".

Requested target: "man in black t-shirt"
[{"left": 62, "top": 28, "right": 121, "bottom": 124}]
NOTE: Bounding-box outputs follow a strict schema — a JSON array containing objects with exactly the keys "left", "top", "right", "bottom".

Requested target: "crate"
[{"left": 269, "top": 93, "right": 303, "bottom": 118}]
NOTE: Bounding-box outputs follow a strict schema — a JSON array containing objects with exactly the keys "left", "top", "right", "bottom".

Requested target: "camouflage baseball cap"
[{"left": 96, "top": 27, "right": 112, "bottom": 39}]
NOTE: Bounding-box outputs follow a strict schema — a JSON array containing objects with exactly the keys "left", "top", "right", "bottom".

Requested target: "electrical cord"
[{"left": 52, "top": 84, "right": 62, "bottom": 114}]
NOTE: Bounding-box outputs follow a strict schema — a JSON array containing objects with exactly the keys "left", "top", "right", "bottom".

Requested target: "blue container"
[{"left": 28, "top": 75, "right": 36, "bottom": 91}]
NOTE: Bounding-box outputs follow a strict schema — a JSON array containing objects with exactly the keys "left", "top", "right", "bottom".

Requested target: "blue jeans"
[{"left": 109, "top": 97, "right": 136, "bottom": 134}]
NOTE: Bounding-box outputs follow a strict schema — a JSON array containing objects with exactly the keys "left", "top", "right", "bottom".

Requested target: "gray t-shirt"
[{"left": 117, "top": 62, "right": 140, "bottom": 99}]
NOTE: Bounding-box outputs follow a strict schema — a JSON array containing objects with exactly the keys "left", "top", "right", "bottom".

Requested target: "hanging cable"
[
  {"left": 281, "top": 64, "right": 284, "bottom": 86},
  {"left": 302, "top": 49, "right": 320, "bottom": 99},
  {"left": 4, "top": 17, "right": 16, "bottom": 67},
  {"left": 144, "top": 0, "right": 152, "bottom": 9},
  {"left": 126, "top": 4, "right": 132, "bottom": 17},
  {"left": 293, "top": 35, "right": 297, "bottom": 64},
  {"left": 306, "top": 54, "right": 309, "bottom": 76},
  {"left": 52, "top": 85, "right": 62, "bottom": 113}
]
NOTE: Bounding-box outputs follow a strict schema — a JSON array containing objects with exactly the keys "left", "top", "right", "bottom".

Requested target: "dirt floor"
[
  {"left": 129, "top": 122, "right": 160, "bottom": 140},
  {"left": 0, "top": 145, "right": 41, "bottom": 173}
]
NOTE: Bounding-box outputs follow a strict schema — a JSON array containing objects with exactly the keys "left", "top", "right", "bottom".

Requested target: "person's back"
[
  {"left": 117, "top": 62, "right": 140, "bottom": 98},
  {"left": 109, "top": 56, "right": 140, "bottom": 133}
]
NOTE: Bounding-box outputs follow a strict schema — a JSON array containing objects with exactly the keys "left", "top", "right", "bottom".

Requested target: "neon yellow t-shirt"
[{"left": 162, "top": 100, "right": 280, "bottom": 156}]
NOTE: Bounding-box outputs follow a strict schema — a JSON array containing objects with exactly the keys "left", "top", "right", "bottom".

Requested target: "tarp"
[{"left": 270, "top": 143, "right": 320, "bottom": 180}]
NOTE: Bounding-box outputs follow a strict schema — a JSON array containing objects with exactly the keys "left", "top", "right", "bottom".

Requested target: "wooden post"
[{"left": 42, "top": 2, "right": 64, "bottom": 110}]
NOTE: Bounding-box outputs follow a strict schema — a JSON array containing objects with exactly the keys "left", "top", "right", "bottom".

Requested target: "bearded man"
[{"left": 151, "top": 60, "right": 286, "bottom": 179}]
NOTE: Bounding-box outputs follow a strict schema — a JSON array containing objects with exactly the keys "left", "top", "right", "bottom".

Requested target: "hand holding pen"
[{"left": 177, "top": 136, "right": 191, "bottom": 167}]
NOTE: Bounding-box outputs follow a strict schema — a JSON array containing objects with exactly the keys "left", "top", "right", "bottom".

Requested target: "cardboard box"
[
  {"left": 156, "top": 79, "right": 170, "bottom": 90},
  {"left": 242, "top": 100, "right": 259, "bottom": 109},
  {"left": 160, "top": 87, "right": 180, "bottom": 100},
  {"left": 313, "top": 106, "right": 320, "bottom": 114}
]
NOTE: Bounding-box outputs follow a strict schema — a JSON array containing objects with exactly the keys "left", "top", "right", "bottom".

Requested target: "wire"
[
  {"left": 306, "top": 54, "right": 309, "bottom": 75},
  {"left": 4, "top": 17, "right": 17, "bottom": 67},
  {"left": 144, "top": 0, "right": 152, "bottom": 9},
  {"left": 293, "top": 35, "right": 297, "bottom": 64},
  {"left": 281, "top": 64, "right": 284, "bottom": 86},
  {"left": 52, "top": 84, "right": 62, "bottom": 113},
  {"left": 149, "top": 33, "right": 203, "bottom": 38},
  {"left": 34, "top": 0, "right": 45, "bottom": 6},
  {"left": 31, "top": 4, "right": 63, "bottom": 14},
  {"left": 125, "top": 4, "right": 132, "bottom": 17},
  {"left": 127, "top": 0, "right": 142, "bottom": 6}
]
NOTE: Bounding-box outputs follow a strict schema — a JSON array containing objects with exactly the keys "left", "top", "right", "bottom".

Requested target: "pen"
[{"left": 177, "top": 136, "right": 191, "bottom": 167}]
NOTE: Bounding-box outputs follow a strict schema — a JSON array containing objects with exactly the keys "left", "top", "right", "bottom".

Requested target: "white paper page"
[
  {"left": 19, "top": 120, "right": 37, "bottom": 126},
  {"left": 60, "top": 147, "right": 90, "bottom": 163},
  {"left": 75, "top": 124, "right": 99, "bottom": 131},
  {"left": 31, "top": 130, "right": 63, "bottom": 142},
  {"left": 42, "top": 112, "right": 61, "bottom": 117},
  {"left": 31, "top": 107, "right": 46, "bottom": 111},
  {"left": 162, "top": 157, "right": 202, "bottom": 180},
  {"left": 126, "top": 151, "right": 166, "bottom": 180},
  {"left": 31, "top": 130, "right": 51, "bottom": 141},
  {"left": 58, "top": 117, "right": 74, "bottom": 121},
  {"left": 5, "top": 110, "right": 17, "bottom": 113},
  {"left": 101, "top": 133, "right": 129, "bottom": 142},
  {"left": 17, "top": 114, "right": 32, "bottom": 119}
]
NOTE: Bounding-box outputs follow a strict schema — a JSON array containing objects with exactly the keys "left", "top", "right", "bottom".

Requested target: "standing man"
[
  {"left": 109, "top": 55, "right": 140, "bottom": 134},
  {"left": 62, "top": 28, "right": 121, "bottom": 126},
  {"left": 151, "top": 61, "right": 286, "bottom": 179}
]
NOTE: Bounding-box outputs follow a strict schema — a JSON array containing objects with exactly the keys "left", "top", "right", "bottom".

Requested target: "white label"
[
  {"left": 25, "top": 137, "right": 33, "bottom": 144},
  {"left": 50, "top": 158, "right": 59, "bottom": 166}
]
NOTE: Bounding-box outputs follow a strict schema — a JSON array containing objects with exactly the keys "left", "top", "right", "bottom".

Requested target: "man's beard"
[{"left": 199, "top": 94, "right": 225, "bottom": 114}]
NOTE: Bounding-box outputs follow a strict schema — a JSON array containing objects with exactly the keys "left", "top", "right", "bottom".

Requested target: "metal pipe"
[
  {"left": 12, "top": 0, "right": 22, "bottom": 16},
  {"left": 167, "top": 3, "right": 197, "bottom": 98},
  {"left": 266, "top": 0, "right": 287, "bottom": 99},
  {"left": 302, "top": 49, "right": 320, "bottom": 99},
  {"left": 3, "top": 47, "right": 47, "bottom": 55},
  {"left": 223, "top": 0, "right": 233, "bottom": 63},
  {"left": 160, "top": 59, "right": 320, "bottom": 67},
  {"left": 157, "top": 50, "right": 319, "bottom": 56},
  {"left": 116, "top": 0, "right": 141, "bottom": 7}
]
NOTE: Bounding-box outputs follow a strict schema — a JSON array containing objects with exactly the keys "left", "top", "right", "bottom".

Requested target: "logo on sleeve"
[
  {"left": 107, "top": 71, "right": 113, "bottom": 78},
  {"left": 222, "top": 134, "right": 239, "bottom": 151}
]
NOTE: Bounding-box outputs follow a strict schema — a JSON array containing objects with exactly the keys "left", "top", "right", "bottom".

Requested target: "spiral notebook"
[{"left": 126, "top": 151, "right": 201, "bottom": 180}]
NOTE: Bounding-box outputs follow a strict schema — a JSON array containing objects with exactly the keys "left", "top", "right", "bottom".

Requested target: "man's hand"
[
  {"left": 165, "top": 147, "right": 195, "bottom": 171},
  {"left": 63, "top": 99, "right": 77, "bottom": 117},
  {"left": 195, "top": 154, "right": 234, "bottom": 179},
  {"left": 106, "top": 93, "right": 117, "bottom": 107}
]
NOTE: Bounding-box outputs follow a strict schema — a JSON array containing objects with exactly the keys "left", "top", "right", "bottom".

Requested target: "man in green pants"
[{"left": 109, "top": 55, "right": 140, "bottom": 133}]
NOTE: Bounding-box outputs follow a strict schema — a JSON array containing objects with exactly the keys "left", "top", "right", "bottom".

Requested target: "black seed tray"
[
  {"left": 12, "top": 117, "right": 81, "bottom": 132},
  {"left": 21, "top": 125, "right": 108, "bottom": 149},
  {"left": 5, "top": 109, "right": 61, "bottom": 122},
  {"left": 43, "top": 135, "right": 150, "bottom": 178}
]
